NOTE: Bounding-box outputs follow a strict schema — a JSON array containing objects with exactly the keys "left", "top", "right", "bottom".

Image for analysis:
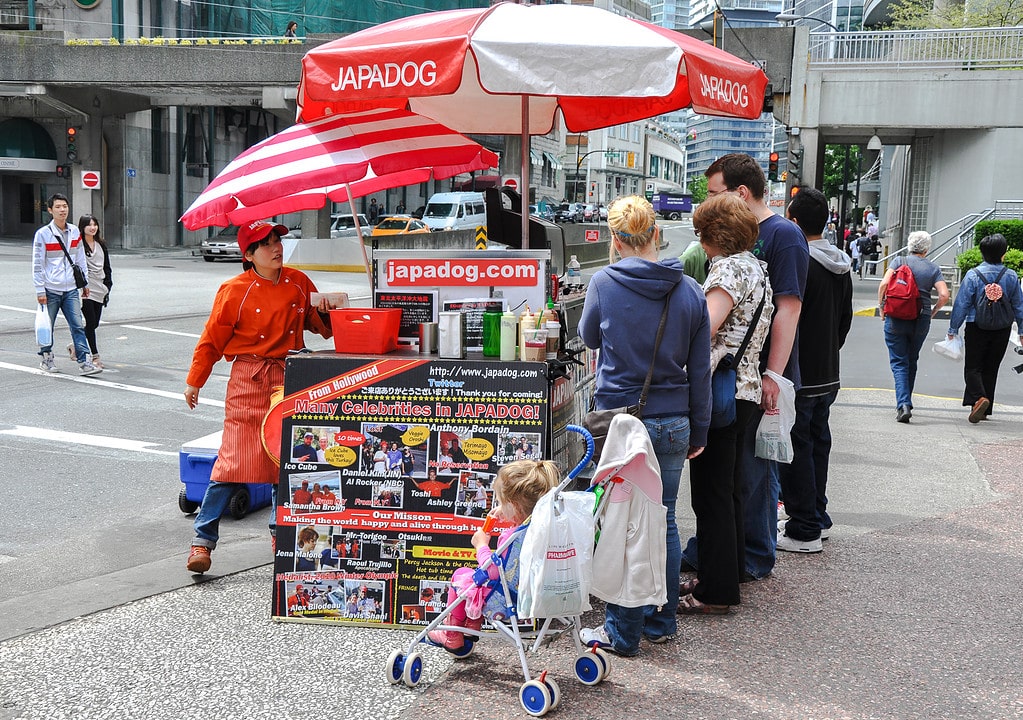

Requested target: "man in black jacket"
[{"left": 777, "top": 187, "right": 853, "bottom": 553}]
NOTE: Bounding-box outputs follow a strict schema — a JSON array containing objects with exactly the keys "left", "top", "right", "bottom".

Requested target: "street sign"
[
  {"left": 584, "top": 229, "right": 599, "bottom": 243},
  {"left": 81, "top": 171, "right": 101, "bottom": 190},
  {"left": 126, "top": 168, "right": 137, "bottom": 178},
  {"left": 503, "top": 177, "right": 518, "bottom": 191},
  {"left": 475, "top": 226, "right": 487, "bottom": 250}
]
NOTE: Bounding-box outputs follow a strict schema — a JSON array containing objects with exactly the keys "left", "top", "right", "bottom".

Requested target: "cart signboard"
[{"left": 271, "top": 355, "right": 549, "bottom": 628}]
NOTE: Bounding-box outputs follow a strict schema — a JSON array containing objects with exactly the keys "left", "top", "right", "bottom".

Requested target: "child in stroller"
[{"left": 428, "top": 459, "right": 560, "bottom": 653}]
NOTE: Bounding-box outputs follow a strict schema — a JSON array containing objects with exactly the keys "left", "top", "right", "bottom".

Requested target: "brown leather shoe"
[
  {"left": 186, "top": 545, "right": 212, "bottom": 573},
  {"left": 969, "top": 397, "right": 990, "bottom": 424}
]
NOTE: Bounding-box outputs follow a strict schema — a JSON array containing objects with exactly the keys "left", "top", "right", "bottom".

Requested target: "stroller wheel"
[
  {"left": 519, "top": 679, "right": 553, "bottom": 717},
  {"left": 544, "top": 676, "right": 561, "bottom": 710},
  {"left": 402, "top": 651, "right": 424, "bottom": 687},
  {"left": 385, "top": 649, "right": 405, "bottom": 685},
  {"left": 574, "top": 651, "right": 606, "bottom": 686},
  {"left": 592, "top": 647, "right": 611, "bottom": 680}
]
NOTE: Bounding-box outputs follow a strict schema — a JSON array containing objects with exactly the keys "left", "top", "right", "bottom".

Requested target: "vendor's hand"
[
  {"left": 184, "top": 385, "right": 200, "bottom": 409},
  {"left": 314, "top": 296, "right": 332, "bottom": 313},
  {"left": 760, "top": 373, "right": 780, "bottom": 411},
  {"left": 687, "top": 445, "right": 704, "bottom": 460},
  {"left": 471, "top": 528, "right": 489, "bottom": 550}
]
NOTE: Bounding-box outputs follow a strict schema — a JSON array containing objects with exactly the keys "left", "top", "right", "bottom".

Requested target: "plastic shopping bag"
[
  {"left": 932, "top": 335, "right": 964, "bottom": 362},
  {"left": 35, "top": 304, "right": 52, "bottom": 347},
  {"left": 755, "top": 369, "right": 796, "bottom": 463},
  {"left": 517, "top": 488, "right": 595, "bottom": 619}
]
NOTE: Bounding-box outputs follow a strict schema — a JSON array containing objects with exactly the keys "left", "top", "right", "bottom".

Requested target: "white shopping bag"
[
  {"left": 933, "top": 335, "right": 964, "bottom": 362},
  {"left": 755, "top": 369, "right": 795, "bottom": 463},
  {"left": 35, "top": 305, "right": 52, "bottom": 347}
]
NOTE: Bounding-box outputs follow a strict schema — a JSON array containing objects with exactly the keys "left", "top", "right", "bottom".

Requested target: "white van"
[{"left": 421, "top": 192, "right": 487, "bottom": 232}]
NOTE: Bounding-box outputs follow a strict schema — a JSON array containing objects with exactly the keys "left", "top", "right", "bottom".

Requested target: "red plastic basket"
[{"left": 329, "top": 308, "right": 402, "bottom": 354}]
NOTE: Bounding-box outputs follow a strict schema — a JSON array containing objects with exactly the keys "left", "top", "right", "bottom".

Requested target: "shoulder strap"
[
  {"left": 636, "top": 300, "right": 670, "bottom": 415},
  {"left": 732, "top": 281, "right": 768, "bottom": 367},
  {"left": 993, "top": 266, "right": 1008, "bottom": 285},
  {"left": 52, "top": 231, "right": 76, "bottom": 268}
]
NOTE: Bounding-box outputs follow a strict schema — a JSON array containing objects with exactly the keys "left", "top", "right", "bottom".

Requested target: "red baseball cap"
[{"left": 237, "top": 220, "right": 287, "bottom": 256}]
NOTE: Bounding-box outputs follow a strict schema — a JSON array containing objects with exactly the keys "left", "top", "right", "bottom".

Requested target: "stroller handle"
[{"left": 565, "top": 424, "right": 594, "bottom": 480}]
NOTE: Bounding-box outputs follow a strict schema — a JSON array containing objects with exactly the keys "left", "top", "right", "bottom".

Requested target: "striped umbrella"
[{"left": 180, "top": 107, "right": 499, "bottom": 231}]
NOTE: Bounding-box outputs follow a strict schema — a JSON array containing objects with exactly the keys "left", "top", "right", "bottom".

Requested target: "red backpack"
[{"left": 883, "top": 262, "right": 921, "bottom": 320}]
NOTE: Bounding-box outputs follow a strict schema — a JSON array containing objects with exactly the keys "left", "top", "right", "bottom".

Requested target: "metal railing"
[{"left": 808, "top": 26, "right": 1023, "bottom": 69}]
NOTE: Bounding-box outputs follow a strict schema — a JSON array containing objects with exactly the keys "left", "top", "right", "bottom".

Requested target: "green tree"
[
  {"left": 822, "top": 144, "right": 862, "bottom": 217},
  {"left": 688, "top": 175, "right": 708, "bottom": 204},
  {"left": 887, "top": 0, "right": 1022, "bottom": 28}
]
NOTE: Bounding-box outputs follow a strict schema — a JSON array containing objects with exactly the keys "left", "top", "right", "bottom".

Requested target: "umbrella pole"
[
  {"left": 345, "top": 184, "right": 375, "bottom": 294},
  {"left": 520, "top": 97, "right": 529, "bottom": 250}
]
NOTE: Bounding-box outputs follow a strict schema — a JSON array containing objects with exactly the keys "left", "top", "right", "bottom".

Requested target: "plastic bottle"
[
  {"left": 500, "top": 309, "right": 517, "bottom": 361},
  {"left": 518, "top": 306, "right": 534, "bottom": 359},
  {"left": 567, "top": 255, "right": 581, "bottom": 293},
  {"left": 542, "top": 300, "right": 560, "bottom": 359}
]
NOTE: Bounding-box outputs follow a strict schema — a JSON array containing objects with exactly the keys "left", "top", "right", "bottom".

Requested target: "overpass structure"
[{"left": 2, "top": 26, "right": 1021, "bottom": 250}]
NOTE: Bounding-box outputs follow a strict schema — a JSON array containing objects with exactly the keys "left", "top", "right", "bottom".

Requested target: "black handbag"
[
  {"left": 582, "top": 300, "right": 670, "bottom": 463},
  {"left": 54, "top": 232, "right": 88, "bottom": 290},
  {"left": 710, "top": 281, "right": 767, "bottom": 428}
]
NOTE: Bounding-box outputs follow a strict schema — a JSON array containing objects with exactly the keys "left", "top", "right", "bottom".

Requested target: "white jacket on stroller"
[{"left": 589, "top": 413, "right": 668, "bottom": 608}]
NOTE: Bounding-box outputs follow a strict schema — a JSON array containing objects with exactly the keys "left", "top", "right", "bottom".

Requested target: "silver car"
[{"left": 330, "top": 213, "right": 372, "bottom": 238}]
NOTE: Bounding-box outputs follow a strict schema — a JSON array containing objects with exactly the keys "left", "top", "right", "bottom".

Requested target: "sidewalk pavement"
[{"left": 2, "top": 385, "right": 1021, "bottom": 720}]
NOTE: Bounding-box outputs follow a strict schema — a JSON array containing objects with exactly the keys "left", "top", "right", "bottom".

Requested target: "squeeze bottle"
[{"left": 500, "top": 310, "right": 517, "bottom": 361}]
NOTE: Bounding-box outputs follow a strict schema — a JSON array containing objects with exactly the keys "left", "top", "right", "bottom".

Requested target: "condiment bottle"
[
  {"left": 542, "top": 300, "right": 560, "bottom": 359},
  {"left": 500, "top": 310, "right": 517, "bottom": 361},
  {"left": 518, "top": 306, "right": 534, "bottom": 359}
]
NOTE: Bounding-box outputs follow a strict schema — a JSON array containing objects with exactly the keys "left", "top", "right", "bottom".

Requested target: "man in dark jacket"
[{"left": 777, "top": 187, "right": 853, "bottom": 553}]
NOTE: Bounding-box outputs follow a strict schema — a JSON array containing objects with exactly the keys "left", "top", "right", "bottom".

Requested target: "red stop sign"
[
  {"left": 503, "top": 178, "right": 518, "bottom": 191},
  {"left": 81, "top": 171, "right": 100, "bottom": 189}
]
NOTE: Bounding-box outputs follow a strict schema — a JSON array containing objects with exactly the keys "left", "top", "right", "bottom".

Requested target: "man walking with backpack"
[
  {"left": 878, "top": 231, "right": 949, "bottom": 422},
  {"left": 947, "top": 233, "right": 1023, "bottom": 422}
]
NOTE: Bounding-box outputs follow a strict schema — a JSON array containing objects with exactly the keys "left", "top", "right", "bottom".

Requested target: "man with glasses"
[{"left": 682, "top": 154, "right": 808, "bottom": 582}]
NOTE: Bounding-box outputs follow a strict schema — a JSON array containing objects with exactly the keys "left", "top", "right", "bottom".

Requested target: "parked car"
[
  {"left": 555, "top": 202, "right": 583, "bottom": 223},
  {"left": 372, "top": 215, "right": 431, "bottom": 236},
  {"left": 199, "top": 227, "right": 242, "bottom": 262},
  {"left": 582, "top": 204, "right": 597, "bottom": 221},
  {"left": 529, "top": 204, "right": 555, "bottom": 222},
  {"left": 330, "top": 213, "right": 372, "bottom": 238}
]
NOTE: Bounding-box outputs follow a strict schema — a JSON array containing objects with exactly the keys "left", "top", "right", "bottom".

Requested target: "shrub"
[
  {"left": 957, "top": 247, "right": 1023, "bottom": 275},
  {"left": 974, "top": 220, "right": 1023, "bottom": 251}
]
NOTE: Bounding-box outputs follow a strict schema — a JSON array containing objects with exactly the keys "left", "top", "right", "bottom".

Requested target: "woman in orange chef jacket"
[{"left": 183, "top": 221, "right": 335, "bottom": 574}]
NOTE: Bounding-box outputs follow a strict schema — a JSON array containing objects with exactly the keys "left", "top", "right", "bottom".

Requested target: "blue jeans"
[
  {"left": 604, "top": 415, "right": 688, "bottom": 654},
  {"left": 40, "top": 289, "right": 90, "bottom": 362},
  {"left": 193, "top": 482, "right": 278, "bottom": 549},
  {"left": 778, "top": 392, "right": 837, "bottom": 542},
  {"left": 884, "top": 315, "right": 930, "bottom": 409},
  {"left": 740, "top": 408, "right": 778, "bottom": 579}
]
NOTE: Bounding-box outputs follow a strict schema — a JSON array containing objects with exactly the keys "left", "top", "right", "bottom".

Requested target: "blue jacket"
[
  {"left": 579, "top": 257, "right": 712, "bottom": 447},
  {"left": 948, "top": 262, "right": 1023, "bottom": 333}
]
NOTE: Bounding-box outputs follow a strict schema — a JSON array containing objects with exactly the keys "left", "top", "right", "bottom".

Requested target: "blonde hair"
[
  {"left": 494, "top": 459, "right": 560, "bottom": 520},
  {"left": 607, "top": 195, "right": 657, "bottom": 263}
]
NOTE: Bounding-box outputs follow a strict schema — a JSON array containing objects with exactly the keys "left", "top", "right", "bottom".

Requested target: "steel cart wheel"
[
  {"left": 385, "top": 649, "right": 404, "bottom": 685},
  {"left": 574, "top": 650, "right": 605, "bottom": 686},
  {"left": 177, "top": 487, "right": 199, "bottom": 514},
  {"left": 228, "top": 486, "right": 250, "bottom": 519},
  {"left": 519, "top": 679, "right": 552, "bottom": 717},
  {"left": 401, "top": 651, "right": 424, "bottom": 687}
]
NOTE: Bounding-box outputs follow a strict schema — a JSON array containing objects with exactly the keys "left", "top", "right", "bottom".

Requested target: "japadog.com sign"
[{"left": 384, "top": 258, "right": 539, "bottom": 286}]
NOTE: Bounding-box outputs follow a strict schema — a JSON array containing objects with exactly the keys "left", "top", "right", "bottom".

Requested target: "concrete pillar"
[{"left": 71, "top": 112, "right": 103, "bottom": 223}]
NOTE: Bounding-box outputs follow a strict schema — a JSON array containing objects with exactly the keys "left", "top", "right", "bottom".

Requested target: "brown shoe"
[
  {"left": 969, "top": 397, "right": 990, "bottom": 424},
  {"left": 186, "top": 545, "right": 211, "bottom": 573}
]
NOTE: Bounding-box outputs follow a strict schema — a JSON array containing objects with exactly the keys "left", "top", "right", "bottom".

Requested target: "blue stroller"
[{"left": 384, "top": 425, "right": 610, "bottom": 717}]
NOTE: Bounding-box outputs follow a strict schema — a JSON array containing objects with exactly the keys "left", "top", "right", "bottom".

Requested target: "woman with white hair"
[{"left": 877, "top": 231, "right": 950, "bottom": 422}]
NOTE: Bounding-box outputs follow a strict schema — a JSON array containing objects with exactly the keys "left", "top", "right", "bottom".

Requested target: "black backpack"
[{"left": 972, "top": 267, "right": 1015, "bottom": 331}]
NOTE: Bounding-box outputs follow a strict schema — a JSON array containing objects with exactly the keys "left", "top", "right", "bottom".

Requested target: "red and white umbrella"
[
  {"left": 297, "top": 2, "right": 769, "bottom": 245},
  {"left": 179, "top": 107, "right": 499, "bottom": 230}
]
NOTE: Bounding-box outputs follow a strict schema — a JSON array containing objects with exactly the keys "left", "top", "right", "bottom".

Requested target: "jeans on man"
[
  {"left": 778, "top": 392, "right": 837, "bottom": 542},
  {"left": 193, "top": 481, "right": 278, "bottom": 549},
  {"left": 40, "top": 288, "right": 89, "bottom": 362},
  {"left": 884, "top": 316, "right": 931, "bottom": 408},
  {"left": 603, "top": 414, "right": 688, "bottom": 654},
  {"left": 738, "top": 407, "right": 778, "bottom": 579}
]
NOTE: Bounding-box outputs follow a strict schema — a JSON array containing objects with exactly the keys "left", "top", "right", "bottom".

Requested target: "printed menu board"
[{"left": 270, "top": 354, "right": 549, "bottom": 629}]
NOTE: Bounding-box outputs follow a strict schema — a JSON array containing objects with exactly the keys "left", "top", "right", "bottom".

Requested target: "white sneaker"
[
  {"left": 777, "top": 501, "right": 789, "bottom": 521},
  {"left": 80, "top": 360, "right": 103, "bottom": 376},
  {"left": 39, "top": 352, "right": 58, "bottom": 373},
  {"left": 580, "top": 626, "right": 611, "bottom": 648},
  {"left": 777, "top": 519, "right": 830, "bottom": 541},
  {"left": 776, "top": 531, "right": 823, "bottom": 553}
]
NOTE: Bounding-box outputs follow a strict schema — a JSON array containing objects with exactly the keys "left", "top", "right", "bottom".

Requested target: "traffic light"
[
  {"left": 66, "top": 126, "right": 79, "bottom": 162},
  {"left": 56, "top": 164, "right": 67, "bottom": 178},
  {"left": 768, "top": 152, "right": 779, "bottom": 181},
  {"left": 789, "top": 146, "right": 804, "bottom": 184}
]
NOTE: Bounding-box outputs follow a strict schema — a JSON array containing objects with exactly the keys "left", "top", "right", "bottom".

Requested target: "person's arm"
[
  {"left": 761, "top": 294, "right": 802, "bottom": 410},
  {"left": 184, "top": 282, "right": 237, "bottom": 404},
  {"left": 704, "top": 287, "right": 736, "bottom": 337},
  {"left": 931, "top": 279, "right": 950, "bottom": 318},
  {"left": 877, "top": 267, "right": 895, "bottom": 317},
  {"left": 947, "top": 272, "right": 973, "bottom": 336},
  {"left": 73, "top": 230, "right": 90, "bottom": 299},
  {"left": 838, "top": 272, "right": 854, "bottom": 348},
  {"left": 32, "top": 230, "right": 47, "bottom": 304},
  {"left": 578, "top": 278, "right": 602, "bottom": 348}
]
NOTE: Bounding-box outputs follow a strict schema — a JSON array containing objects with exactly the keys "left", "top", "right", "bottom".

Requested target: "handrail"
[{"left": 808, "top": 26, "right": 1023, "bottom": 69}]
